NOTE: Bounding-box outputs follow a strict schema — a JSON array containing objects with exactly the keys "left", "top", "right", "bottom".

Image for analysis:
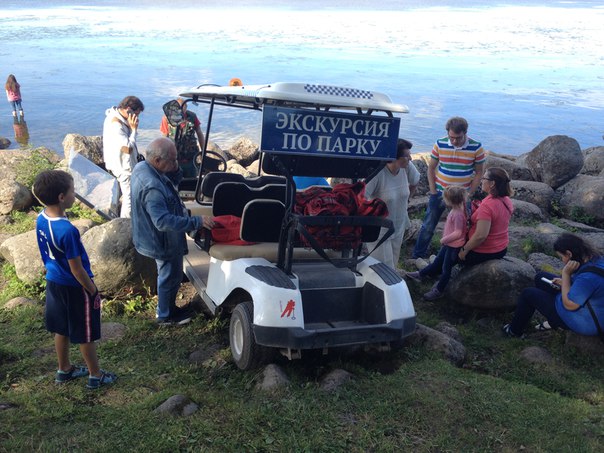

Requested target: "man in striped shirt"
[{"left": 412, "top": 117, "right": 485, "bottom": 259}]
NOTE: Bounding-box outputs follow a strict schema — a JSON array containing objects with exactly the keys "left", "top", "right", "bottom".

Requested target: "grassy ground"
[{"left": 1, "top": 277, "right": 603, "bottom": 452}]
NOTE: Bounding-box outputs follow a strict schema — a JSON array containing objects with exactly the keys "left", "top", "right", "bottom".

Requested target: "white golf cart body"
[{"left": 181, "top": 82, "right": 416, "bottom": 369}]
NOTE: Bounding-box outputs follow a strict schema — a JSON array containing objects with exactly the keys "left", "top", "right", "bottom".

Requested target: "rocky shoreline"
[{"left": 1, "top": 133, "right": 603, "bottom": 358}]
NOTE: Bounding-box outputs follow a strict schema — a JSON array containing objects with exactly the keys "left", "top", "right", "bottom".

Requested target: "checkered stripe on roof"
[{"left": 303, "top": 84, "right": 373, "bottom": 99}]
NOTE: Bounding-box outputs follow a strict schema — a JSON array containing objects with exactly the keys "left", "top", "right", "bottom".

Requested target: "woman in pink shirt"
[
  {"left": 406, "top": 186, "right": 468, "bottom": 300},
  {"left": 5, "top": 74, "right": 23, "bottom": 118},
  {"left": 458, "top": 167, "right": 513, "bottom": 266}
]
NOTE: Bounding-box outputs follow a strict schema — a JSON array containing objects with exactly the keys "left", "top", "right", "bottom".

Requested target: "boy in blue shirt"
[{"left": 33, "top": 170, "right": 117, "bottom": 389}]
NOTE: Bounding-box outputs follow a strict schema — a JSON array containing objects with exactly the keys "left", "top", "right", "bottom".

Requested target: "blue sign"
[{"left": 261, "top": 106, "right": 400, "bottom": 160}]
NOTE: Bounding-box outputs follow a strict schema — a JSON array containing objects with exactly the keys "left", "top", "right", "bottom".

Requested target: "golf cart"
[{"left": 180, "top": 82, "right": 416, "bottom": 370}]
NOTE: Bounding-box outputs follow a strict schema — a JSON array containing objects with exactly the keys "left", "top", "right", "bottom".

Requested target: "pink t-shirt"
[
  {"left": 469, "top": 195, "right": 513, "bottom": 253},
  {"left": 440, "top": 207, "right": 467, "bottom": 248}
]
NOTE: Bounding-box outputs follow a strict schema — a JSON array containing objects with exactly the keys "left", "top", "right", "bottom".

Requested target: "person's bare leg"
[
  {"left": 79, "top": 342, "right": 101, "bottom": 377},
  {"left": 55, "top": 334, "right": 71, "bottom": 372}
]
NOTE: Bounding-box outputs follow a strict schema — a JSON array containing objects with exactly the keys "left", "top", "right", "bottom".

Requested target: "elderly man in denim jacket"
[{"left": 131, "top": 137, "right": 214, "bottom": 326}]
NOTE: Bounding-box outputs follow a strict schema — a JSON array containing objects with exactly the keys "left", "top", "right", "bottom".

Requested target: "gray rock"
[
  {"left": 434, "top": 321, "right": 462, "bottom": 342},
  {"left": 3, "top": 297, "right": 39, "bottom": 309},
  {"left": 507, "top": 223, "right": 566, "bottom": 258},
  {"left": 0, "top": 137, "right": 11, "bottom": 149},
  {"left": 62, "top": 134, "right": 104, "bottom": 166},
  {"left": 565, "top": 332, "right": 604, "bottom": 355},
  {"left": 581, "top": 146, "right": 604, "bottom": 176},
  {"left": 510, "top": 199, "right": 545, "bottom": 223},
  {"left": 81, "top": 218, "right": 157, "bottom": 297},
  {"left": 526, "top": 253, "right": 563, "bottom": 274},
  {"left": 446, "top": 257, "right": 535, "bottom": 310},
  {"left": 510, "top": 180, "right": 555, "bottom": 213},
  {"left": 228, "top": 137, "right": 259, "bottom": 168},
  {"left": 154, "top": 394, "right": 199, "bottom": 416},
  {"left": 486, "top": 154, "right": 533, "bottom": 181},
  {"left": 522, "top": 135, "right": 584, "bottom": 189},
  {"left": 225, "top": 159, "right": 254, "bottom": 177},
  {"left": 555, "top": 218, "right": 604, "bottom": 234},
  {"left": 320, "top": 369, "right": 353, "bottom": 392},
  {"left": 555, "top": 174, "right": 604, "bottom": 225},
  {"left": 100, "top": 322, "right": 127, "bottom": 342},
  {"left": 407, "top": 323, "right": 466, "bottom": 366},
  {"left": 411, "top": 154, "right": 430, "bottom": 195},
  {"left": 256, "top": 364, "right": 290, "bottom": 391},
  {"left": 519, "top": 346, "right": 554, "bottom": 365},
  {"left": 188, "top": 344, "right": 223, "bottom": 366}
]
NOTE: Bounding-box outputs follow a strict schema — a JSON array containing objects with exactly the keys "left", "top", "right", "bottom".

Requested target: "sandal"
[
  {"left": 534, "top": 321, "right": 552, "bottom": 331},
  {"left": 55, "top": 365, "right": 89, "bottom": 384}
]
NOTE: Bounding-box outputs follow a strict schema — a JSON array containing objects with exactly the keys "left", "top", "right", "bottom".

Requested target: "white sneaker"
[{"left": 429, "top": 255, "right": 437, "bottom": 264}]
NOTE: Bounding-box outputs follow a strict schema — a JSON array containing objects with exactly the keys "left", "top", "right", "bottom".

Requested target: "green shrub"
[
  {"left": 66, "top": 202, "right": 106, "bottom": 224},
  {"left": 14, "top": 147, "right": 56, "bottom": 189}
]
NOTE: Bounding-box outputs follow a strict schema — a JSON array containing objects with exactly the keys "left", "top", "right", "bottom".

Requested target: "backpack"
[{"left": 576, "top": 265, "right": 604, "bottom": 344}]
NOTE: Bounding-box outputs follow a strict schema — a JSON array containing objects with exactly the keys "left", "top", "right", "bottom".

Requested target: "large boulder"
[
  {"left": 485, "top": 154, "right": 533, "bottom": 181},
  {"left": 507, "top": 223, "right": 566, "bottom": 258},
  {"left": 581, "top": 146, "right": 604, "bottom": 176},
  {"left": 226, "top": 159, "right": 254, "bottom": 177},
  {"left": 446, "top": 257, "right": 535, "bottom": 310},
  {"left": 62, "top": 134, "right": 104, "bottom": 166},
  {"left": 555, "top": 174, "right": 604, "bottom": 226},
  {"left": 526, "top": 252, "right": 564, "bottom": 274},
  {"left": 411, "top": 154, "right": 430, "bottom": 196},
  {"left": 0, "top": 219, "right": 96, "bottom": 284},
  {"left": 519, "top": 135, "right": 583, "bottom": 189},
  {"left": 510, "top": 199, "right": 545, "bottom": 223},
  {"left": 81, "top": 218, "right": 156, "bottom": 297},
  {"left": 407, "top": 323, "right": 466, "bottom": 366},
  {"left": 227, "top": 137, "right": 259, "bottom": 168},
  {"left": 510, "top": 180, "right": 555, "bottom": 213}
]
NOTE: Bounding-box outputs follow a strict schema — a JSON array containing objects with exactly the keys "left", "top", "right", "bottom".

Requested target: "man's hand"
[
  {"left": 127, "top": 112, "right": 139, "bottom": 130},
  {"left": 201, "top": 216, "right": 215, "bottom": 230}
]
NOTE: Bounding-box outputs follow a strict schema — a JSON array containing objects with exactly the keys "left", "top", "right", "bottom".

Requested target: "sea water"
[{"left": 0, "top": 0, "right": 602, "bottom": 156}]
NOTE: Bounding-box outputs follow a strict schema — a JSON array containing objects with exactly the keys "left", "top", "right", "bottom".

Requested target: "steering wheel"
[{"left": 193, "top": 150, "right": 228, "bottom": 174}]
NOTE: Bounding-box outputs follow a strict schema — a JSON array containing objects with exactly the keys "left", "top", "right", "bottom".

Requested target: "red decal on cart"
[{"left": 280, "top": 300, "right": 295, "bottom": 318}]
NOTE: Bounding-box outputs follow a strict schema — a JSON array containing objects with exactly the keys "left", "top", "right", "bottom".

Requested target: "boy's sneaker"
[
  {"left": 55, "top": 365, "right": 89, "bottom": 384},
  {"left": 405, "top": 271, "right": 423, "bottom": 283},
  {"left": 423, "top": 287, "right": 443, "bottom": 301},
  {"left": 502, "top": 323, "right": 524, "bottom": 339},
  {"left": 86, "top": 370, "right": 118, "bottom": 389}
]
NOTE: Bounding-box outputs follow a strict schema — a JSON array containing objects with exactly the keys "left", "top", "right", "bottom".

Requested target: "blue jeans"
[
  {"left": 419, "top": 245, "right": 460, "bottom": 292},
  {"left": 413, "top": 192, "right": 446, "bottom": 259},
  {"left": 9, "top": 100, "right": 22, "bottom": 112},
  {"left": 509, "top": 272, "right": 569, "bottom": 335},
  {"left": 155, "top": 255, "right": 184, "bottom": 320}
]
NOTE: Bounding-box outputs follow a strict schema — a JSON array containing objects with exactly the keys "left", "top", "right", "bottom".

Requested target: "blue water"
[{"left": 0, "top": 1, "right": 603, "bottom": 156}]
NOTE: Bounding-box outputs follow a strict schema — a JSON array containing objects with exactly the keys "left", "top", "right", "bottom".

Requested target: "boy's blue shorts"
[{"left": 45, "top": 280, "right": 101, "bottom": 344}]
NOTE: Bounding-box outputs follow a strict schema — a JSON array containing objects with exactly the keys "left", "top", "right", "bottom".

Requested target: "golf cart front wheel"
[{"left": 229, "top": 301, "right": 273, "bottom": 370}]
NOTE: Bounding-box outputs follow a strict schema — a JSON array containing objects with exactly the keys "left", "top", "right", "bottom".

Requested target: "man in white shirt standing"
[{"left": 102, "top": 96, "right": 144, "bottom": 218}]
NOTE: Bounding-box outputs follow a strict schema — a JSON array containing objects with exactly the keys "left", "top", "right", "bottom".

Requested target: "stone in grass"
[
  {"left": 3, "top": 297, "right": 39, "bottom": 310},
  {"left": 407, "top": 323, "right": 466, "bottom": 366},
  {"left": 519, "top": 346, "right": 554, "bottom": 365},
  {"left": 256, "top": 364, "right": 289, "bottom": 392},
  {"left": 319, "top": 369, "right": 353, "bottom": 392},
  {"left": 100, "top": 322, "right": 127, "bottom": 342},
  {"left": 154, "top": 395, "right": 198, "bottom": 417}
]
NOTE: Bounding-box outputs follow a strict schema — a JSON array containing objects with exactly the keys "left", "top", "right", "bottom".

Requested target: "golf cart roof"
[{"left": 180, "top": 82, "right": 408, "bottom": 113}]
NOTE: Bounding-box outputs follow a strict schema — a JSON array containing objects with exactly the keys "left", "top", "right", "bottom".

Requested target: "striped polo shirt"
[{"left": 431, "top": 136, "right": 486, "bottom": 192}]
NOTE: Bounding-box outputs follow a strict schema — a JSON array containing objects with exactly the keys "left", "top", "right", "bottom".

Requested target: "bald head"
[{"left": 146, "top": 137, "right": 179, "bottom": 173}]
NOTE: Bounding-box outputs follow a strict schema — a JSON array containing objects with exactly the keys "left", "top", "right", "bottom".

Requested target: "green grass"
[{"left": 1, "top": 289, "right": 603, "bottom": 452}]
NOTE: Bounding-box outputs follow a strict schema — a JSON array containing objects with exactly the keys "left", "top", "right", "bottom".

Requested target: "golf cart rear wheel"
[{"left": 229, "top": 301, "right": 273, "bottom": 370}]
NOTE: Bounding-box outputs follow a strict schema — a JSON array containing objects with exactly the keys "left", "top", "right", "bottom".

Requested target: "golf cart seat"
[{"left": 199, "top": 172, "right": 286, "bottom": 202}]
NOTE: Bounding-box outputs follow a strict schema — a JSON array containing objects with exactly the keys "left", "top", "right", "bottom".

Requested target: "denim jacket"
[{"left": 131, "top": 161, "right": 201, "bottom": 261}]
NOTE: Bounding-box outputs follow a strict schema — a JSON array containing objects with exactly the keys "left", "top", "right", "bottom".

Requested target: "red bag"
[{"left": 212, "top": 215, "right": 255, "bottom": 246}]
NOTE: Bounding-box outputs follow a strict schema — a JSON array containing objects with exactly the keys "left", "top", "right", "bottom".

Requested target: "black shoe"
[
  {"left": 173, "top": 304, "right": 195, "bottom": 317},
  {"left": 171, "top": 311, "right": 192, "bottom": 326}
]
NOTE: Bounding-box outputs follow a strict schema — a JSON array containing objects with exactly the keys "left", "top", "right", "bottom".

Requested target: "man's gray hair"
[{"left": 146, "top": 137, "right": 175, "bottom": 161}]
